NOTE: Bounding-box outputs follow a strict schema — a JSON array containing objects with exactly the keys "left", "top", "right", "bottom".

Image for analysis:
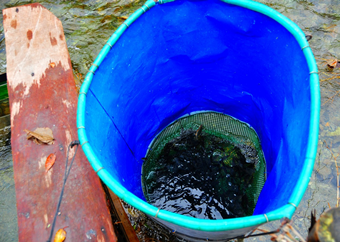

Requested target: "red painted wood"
[{"left": 3, "top": 4, "right": 117, "bottom": 242}]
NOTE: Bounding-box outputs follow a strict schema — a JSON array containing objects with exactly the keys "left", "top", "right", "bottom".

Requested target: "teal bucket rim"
[{"left": 77, "top": 0, "right": 320, "bottom": 232}]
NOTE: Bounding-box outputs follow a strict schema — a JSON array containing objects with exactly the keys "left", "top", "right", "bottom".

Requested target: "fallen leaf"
[
  {"left": 326, "top": 127, "right": 340, "bottom": 137},
  {"left": 24, "top": 128, "right": 54, "bottom": 145},
  {"left": 127, "top": 208, "right": 139, "bottom": 218},
  {"left": 45, "top": 153, "right": 56, "bottom": 172},
  {"left": 54, "top": 228, "right": 66, "bottom": 242},
  {"left": 325, "top": 122, "right": 330, "bottom": 127},
  {"left": 119, "top": 16, "right": 128, "bottom": 20},
  {"left": 327, "top": 59, "right": 338, "bottom": 69},
  {"left": 50, "top": 62, "right": 56, "bottom": 68}
]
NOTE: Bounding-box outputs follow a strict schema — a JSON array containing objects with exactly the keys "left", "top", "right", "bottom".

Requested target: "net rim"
[{"left": 141, "top": 110, "right": 266, "bottom": 216}]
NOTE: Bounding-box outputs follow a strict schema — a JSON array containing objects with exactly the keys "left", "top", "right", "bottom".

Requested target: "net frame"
[{"left": 142, "top": 111, "right": 266, "bottom": 216}]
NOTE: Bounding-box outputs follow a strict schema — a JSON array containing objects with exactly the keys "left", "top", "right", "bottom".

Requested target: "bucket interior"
[{"left": 85, "top": 0, "right": 311, "bottom": 217}]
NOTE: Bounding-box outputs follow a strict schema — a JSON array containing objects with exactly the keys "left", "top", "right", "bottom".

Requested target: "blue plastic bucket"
[{"left": 77, "top": 0, "right": 320, "bottom": 240}]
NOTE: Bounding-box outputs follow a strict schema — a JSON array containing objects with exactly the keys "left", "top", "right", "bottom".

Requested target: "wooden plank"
[
  {"left": 108, "top": 189, "right": 140, "bottom": 242},
  {"left": 3, "top": 4, "right": 117, "bottom": 241}
]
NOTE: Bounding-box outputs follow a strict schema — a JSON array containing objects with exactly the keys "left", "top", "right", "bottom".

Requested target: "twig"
[
  {"left": 322, "top": 89, "right": 340, "bottom": 106},
  {"left": 256, "top": 228, "right": 270, "bottom": 233},
  {"left": 251, "top": 220, "right": 305, "bottom": 242},
  {"left": 287, "top": 224, "right": 307, "bottom": 242},
  {"left": 337, "top": 175, "right": 339, "bottom": 207},
  {"left": 282, "top": 234, "right": 294, "bottom": 242},
  {"left": 315, "top": 57, "right": 329, "bottom": 61},
  {"left": 195, "top": 125, "right": 203, "bottom": 139},
  {"left": 282, "top": 224, "right": 298, "bottom": 242},
  {"left": 320, "top": 71, "right": 333, "bottom": 77},
  {"left": 282, "top": 227, "right": 295, "bottom": 241},
  {"left": 320, "top": 74, "right": 340, "bottom": 82},
  {"left": 327, "top": 176, "right": 333, "bottom": 185}
]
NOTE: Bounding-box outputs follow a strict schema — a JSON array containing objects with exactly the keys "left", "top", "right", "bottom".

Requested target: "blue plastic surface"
[{"left": 83, "top": 0, "right": 317, "bottom": 232}]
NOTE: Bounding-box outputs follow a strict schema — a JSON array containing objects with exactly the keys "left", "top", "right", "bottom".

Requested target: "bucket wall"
[{"left": 81, "top": 0, "right": 316, "bottom": 239}]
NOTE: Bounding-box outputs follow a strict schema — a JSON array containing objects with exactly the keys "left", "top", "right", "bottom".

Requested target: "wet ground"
[{"left": 1, "top": 0, "right": 340, "bottom": 241}]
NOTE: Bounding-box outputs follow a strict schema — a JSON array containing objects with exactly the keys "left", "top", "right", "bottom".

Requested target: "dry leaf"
[
  {"left": 50, "top": 62, "right": 56, "bottom": 68},
  {"left": 127, "top": 208, "right": 139, "bottom": 218},
  {"left": 325, "top": 122, "right": 330, "bottom": 127},
  {"left": 45, "top": 153, "right": 56, "bottom": 172},
  {"left": 24, "top": 128, "right": 55, "bottom": 145},
  {"left": 327, "top": 59, "right": 338, "bottom": 69},
  {"left": 326, "top": 127, "right": 340, "bottom": 137},
  {"left": 54, "top": 228, "right": 66, "bottom": 242}
]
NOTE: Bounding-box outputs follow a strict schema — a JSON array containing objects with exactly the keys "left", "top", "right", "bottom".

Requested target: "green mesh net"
[{"left": 142, "top": 111, "right": 266, "bottom": 216}]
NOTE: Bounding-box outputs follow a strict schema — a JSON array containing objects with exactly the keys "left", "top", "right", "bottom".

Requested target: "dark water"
[{"left": 143, "top": 129, "right": 257, "bottom": 220}]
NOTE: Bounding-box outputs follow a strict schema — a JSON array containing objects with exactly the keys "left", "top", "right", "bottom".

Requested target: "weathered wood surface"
[
  {"left": 3, "top": 4, "right": 117, "bottom": 241},
  {"left": 108, "top": 190, "right": 139, "bottom": 242}
]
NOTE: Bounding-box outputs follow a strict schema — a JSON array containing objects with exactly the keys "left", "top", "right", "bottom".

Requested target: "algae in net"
[{"left": 142, "top": 111, "right": 266, "bottom": 219}]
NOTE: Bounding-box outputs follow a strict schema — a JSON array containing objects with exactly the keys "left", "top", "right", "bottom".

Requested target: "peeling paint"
[
  {"left": 40, "top": 155, "right": 53, "bottom": 187},
  {"left": 62, "top": 99, "right": 72, "bottom": 109},
  {"left": 4, "top": 5, "right": 71, "bottom": 96},
  {"left": 4, "top": 4, "right": 116, "bottom": 241},
  {"left": 65, "top": 130, "right": 75, "bottom": 159},
  {"left": 10, "top": 101, "right": 22, "bottom": 127},
  {"left": 38, "top": 156, "right": 46, "bottom": 170},
  {"left": 97, "top": 233, "right": 105, "bottom": 242},
  {"left": 45, "top": 169, "right": 52, "bottom": 188},
  {"left": 44, "top": 214, "right": 48, "bottom": 226},
  {"left": 10, "top": 19, "right": 17, "bottom": 29},
  {"left": 27, "top": 30, "right": 33, "bottom": 40},
  {"left": 86, "top": 229, "right": 97, "bottom": 239},
  {"left": 106, "top": 218, "right": 112, "bottom": 231}
]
